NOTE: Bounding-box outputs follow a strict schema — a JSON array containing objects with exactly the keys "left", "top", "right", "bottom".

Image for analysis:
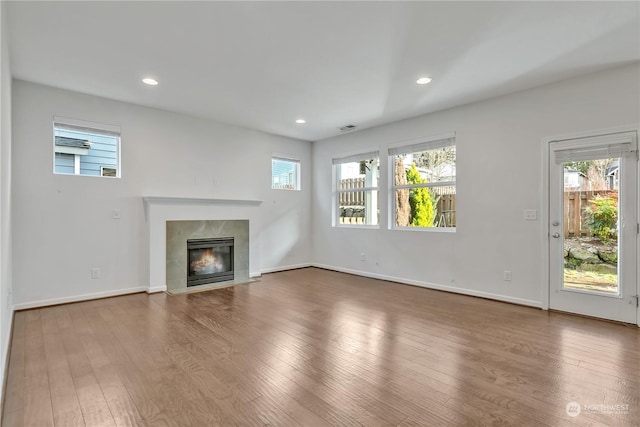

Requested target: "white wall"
[
  {"left": 0, "top": 0, "right": 13, "bottom": 403},
  {"left": 11, "top": 81, "right": 312, "bottom": 308},
  {"left": 312, "top": 63, "right": 640, "bottom": 307}
]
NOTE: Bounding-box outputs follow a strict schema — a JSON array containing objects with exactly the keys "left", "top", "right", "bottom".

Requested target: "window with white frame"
[
  {"left": 333, "top": 150, "right": 379, "bottom": 226},
  {"left": 272, "top": 156, "right": 300, "bottom": 190},
  {"left": 54, "top": 117, "right": 121, "bottom": 178},
  {"left": 389, "top": 135, "right": 456, "bottom": 229}
]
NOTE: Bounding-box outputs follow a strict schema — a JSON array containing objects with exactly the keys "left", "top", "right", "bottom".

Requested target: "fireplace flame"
[{"left": 190, "top": 248, "right": 226, "bottom": 274}]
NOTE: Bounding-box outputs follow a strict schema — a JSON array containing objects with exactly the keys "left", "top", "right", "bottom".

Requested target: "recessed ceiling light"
[
  {"left": 416, "top": 77, "right": 432, "bottom": 85},
  {"left": 295, "top": 119, "right": 306, "bottom": 124},
  {"left": 142, "top": 77, "right": 159, "bottom": 86}
]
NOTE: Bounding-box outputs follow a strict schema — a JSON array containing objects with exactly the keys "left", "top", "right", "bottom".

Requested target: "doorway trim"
[{"left": 541, "top": 124, "right": 639, "bottom": 326}]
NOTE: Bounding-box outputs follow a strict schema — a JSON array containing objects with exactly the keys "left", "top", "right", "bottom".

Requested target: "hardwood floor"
[{"left": 2, "top": 267, "right": 639, "bottom": 426}]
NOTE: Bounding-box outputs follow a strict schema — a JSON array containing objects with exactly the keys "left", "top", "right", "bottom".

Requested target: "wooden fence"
[
  {"left": 434, "top": 191, "right": 456, "bottom": 228},
  {"left": 272, "top": 184, "right": 296, "bottom": 190},
  {"left": 564, "top": 190, "right": 617, "bottom": 238},
  {"left": 338, "top": 178, "right": 456, "bottom": 227},
  {"left": 339, "top": 178, "right": 366, "bottom": 206}
]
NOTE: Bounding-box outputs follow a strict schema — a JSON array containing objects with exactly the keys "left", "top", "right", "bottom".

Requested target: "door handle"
[{"left": 552, "top": 233, "right": 560, "bottom": 238}]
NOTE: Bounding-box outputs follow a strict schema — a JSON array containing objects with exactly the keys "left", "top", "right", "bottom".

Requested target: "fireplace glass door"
[{"left": 187, "top": 238, "right": 234, "bottom": 286}]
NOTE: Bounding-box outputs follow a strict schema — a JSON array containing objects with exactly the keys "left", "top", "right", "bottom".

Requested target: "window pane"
[
  {"left": 393, "top": 146, "right": 456, "bottom": 186},
  {"left": 336, "top": 157, "right": 379, "bottom": 226},
  {"left": 431, "top": 186, "right": 457, "bottom": 227},
  {"left": 562, "top": 158, "right": 620, "bottom": 295},
  {"left": 272, "top": 158, "right": 299, "bottom": 190},
  {"left": 395, "top": 188, "right": 456, "bottom": 227},
  {"left": 337, "top": 158, "right": 379, "bottom": 183},
  {"left": 54, "top": 122, "right": 120, "bottom": 178},
  {"left": 392, "top": 144, "right": 456, "bottom": 228},
  {"left": 338, "top": 190, "right": 379, "bottom": 225}
]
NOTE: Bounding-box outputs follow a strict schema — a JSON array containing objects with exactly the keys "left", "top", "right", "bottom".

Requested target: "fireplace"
[
  {"left": 165, "top": 220, "right": 248, "bottom": 292},
  {"left": 187, "top": 237, "right": 234, "bottom": 286}
]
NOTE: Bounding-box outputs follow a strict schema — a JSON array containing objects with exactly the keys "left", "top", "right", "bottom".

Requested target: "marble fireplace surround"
[
  {"left": 166, "top": 219, "right": 249, "bottom": 292},
  {"left": 144, "top": 197, "right": 262, "bottom": 293}
]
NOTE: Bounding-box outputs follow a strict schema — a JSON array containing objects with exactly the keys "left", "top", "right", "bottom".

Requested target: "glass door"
[{"left": 549, "top": 131, "right": 638, "bottom": 323}]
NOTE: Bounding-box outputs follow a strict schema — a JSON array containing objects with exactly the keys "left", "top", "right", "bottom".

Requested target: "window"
[
  {"left": 54, "top": 117, "right": 121, "bottom": 178},
  {"left": 101, "top": 166, "right": 117, "bottom": 177},
  {"left": 333, "top": 150, "right": 379, "bottom": 226},
  {"left": 272, "top": 156, "right": 300, "bottom": 190},
  {"left": 389, "top": 135, "right": 456, "bottom": 229}
]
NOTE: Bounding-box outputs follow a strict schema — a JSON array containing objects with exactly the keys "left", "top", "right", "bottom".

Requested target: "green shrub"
[
  {"left": 585, "top": 195, "right": 617, "bottom": 242},
  {"left": 406, "top": 163, "right": 436, "bottom": 227}
]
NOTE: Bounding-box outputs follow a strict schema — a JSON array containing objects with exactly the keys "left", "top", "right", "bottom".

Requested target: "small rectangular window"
[
  {"left": 101, "top": 166, "right": 117, "bottom": 177},
  {"left": 272, "top": 156, "right": 300, "bottom": 190},
  {"left": 54, "top": 117, "right": 121, "bottom": 178},
  {"left": 333, "top": 150, "right": 379, "bottom": 226},
  {"left": 389, "top": 135, "right": 456, "bottom": 229}
]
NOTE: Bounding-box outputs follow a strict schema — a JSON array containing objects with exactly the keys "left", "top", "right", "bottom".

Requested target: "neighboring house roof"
[
  {"left": 563, "top": 167, "right": 586, "bottom": 177},
  {"left": 55, "top": 136, "right": 91, "bottom": 149}
]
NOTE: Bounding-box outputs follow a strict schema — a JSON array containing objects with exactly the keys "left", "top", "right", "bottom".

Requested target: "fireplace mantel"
[
  {"left": 144, "top": 197, "right": 262, "bottom": 218},
  {"left": 143, "top": 196, "right": 262, "bottom": 206}
]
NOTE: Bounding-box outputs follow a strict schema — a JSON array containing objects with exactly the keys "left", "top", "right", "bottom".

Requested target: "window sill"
[
  {"left": 54, "top": 172, "right": 120, "bottom": 179},
  {"left": 390, "top": 227, "right": 456, "bottom": 233},
  {"left": 333, "top": 224, "right": 380, "bottom": 230}
]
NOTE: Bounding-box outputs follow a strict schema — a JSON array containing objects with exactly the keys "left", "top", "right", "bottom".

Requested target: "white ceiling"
[{"left": 7, "top": 1, "right": 640, "bottom": 142}]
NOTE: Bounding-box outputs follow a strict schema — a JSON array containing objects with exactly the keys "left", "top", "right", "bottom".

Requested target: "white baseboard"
[
  {"left": 12, "top": 286, "right": 149, "bottom": 310},
  {"left": 311, "top": 263, "right": 543, "bottom": 309},
  {"left": 10, "top": 264, "right": 543, "bottom": 311},
  {"left": 260, "top": 263, "right": 313, "bottom": 275}
]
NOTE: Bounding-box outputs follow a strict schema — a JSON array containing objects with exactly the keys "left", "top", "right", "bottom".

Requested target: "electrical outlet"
[
  {"left": 503, "top": 270, "right": 512, "bottom": 281},
  {"left": 524, "top": 209, "right": 537, "bottom": 221},
  {"left": 91, "top": 268, "right": 101, "bottom": 279}
]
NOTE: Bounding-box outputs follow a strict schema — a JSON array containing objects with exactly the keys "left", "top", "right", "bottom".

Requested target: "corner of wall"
[{"left": 0, "top": 0, "right": 14, "bottom": 409}]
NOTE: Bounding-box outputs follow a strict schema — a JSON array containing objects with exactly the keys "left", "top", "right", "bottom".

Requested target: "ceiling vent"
[{"left": 339, "top": 124, "right": 357, "bottom": 133}]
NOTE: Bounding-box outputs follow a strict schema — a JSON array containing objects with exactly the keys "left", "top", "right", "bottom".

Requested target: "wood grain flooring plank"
[
  {"left": 22, "top": 370, "right": 54, "bottom": 427},
  {"left": 91, "top": 365, "right": 146, "bottom": 427},
  {"left": 73, "top": 373, "right": 116, "bottom": 427},
  {"left": 70, "top": 309, "right": 145, "bottom": 427},
  {"left": 21, "top": 309, "right": 55, "bottom": 427},
  {"left": 42, "top": 332, "right": 85, "bottom": 426},
  {"left": 1, "top": 409, "right": 24, "bottom": 427},
  {"left": 3, "top": 312, "right": 27, "bottom": 418}
]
